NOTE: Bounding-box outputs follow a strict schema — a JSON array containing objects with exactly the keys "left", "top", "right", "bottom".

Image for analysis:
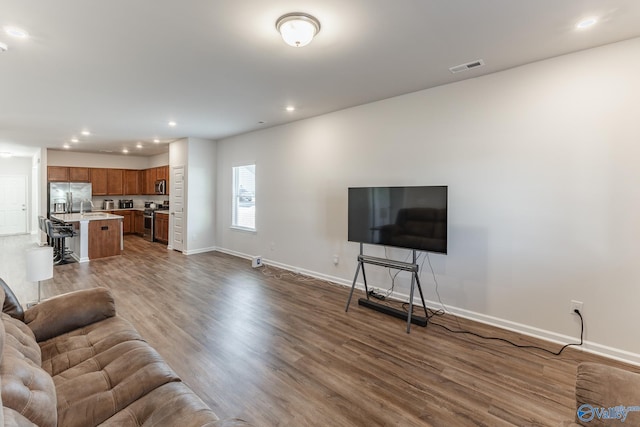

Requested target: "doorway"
[{"left": 0, "top": 175, "right": 28, "bottom": 236}]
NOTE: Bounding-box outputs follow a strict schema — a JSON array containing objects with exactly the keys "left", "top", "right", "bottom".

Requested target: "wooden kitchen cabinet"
[
  {"left": 134, "top": 210, "right": 144, "bottom": 235},
  {"left": 157, "top": 165, "right": 170, "bottom": 195},
  {"left": 124, "top": 169, "right": 141, "bottom": 195},
  {"left": 48, "top": 166, "right": 69, "bottom": 182},
  {"left": 90, "top": 168, "right": 108, "bottom": 195},
  {"left": 107, "top": 169, "right": 124, "bottom": 195},
  {"left": 88, "top": 219, "right": 122, "bottom": 259},
  {"left": 68, "top": 167, "right": 90, "bottom": 182},
  {"left": 121, "top": 210, "right": 133, "bottom": 234},
  {"left": 143, "top": 168, "right": 157, "bottom": 195},
  {"left": 154, "top": 212, "right": 169, "bottom": 244}
]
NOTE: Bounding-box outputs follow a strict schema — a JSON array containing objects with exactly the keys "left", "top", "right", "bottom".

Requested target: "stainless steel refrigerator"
[{"left": 48, "top": 182, "right": 93, "bottom": 215}]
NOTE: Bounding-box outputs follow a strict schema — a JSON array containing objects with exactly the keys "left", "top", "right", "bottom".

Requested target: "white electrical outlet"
[
  {"left": 251, "top": 256, "right": 263, "bottom": 268},
  {"left": 570, "top": 300, "right": 583, "bottom": 314}
]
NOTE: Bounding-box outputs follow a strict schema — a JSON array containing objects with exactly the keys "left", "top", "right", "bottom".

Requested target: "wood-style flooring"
[{"left": 4, "top": 234, "right": 638, "bottom": 426}]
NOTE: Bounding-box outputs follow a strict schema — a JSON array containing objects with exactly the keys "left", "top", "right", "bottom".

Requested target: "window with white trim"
[{"left": 232, "top": 164, "right": 256, "bottom": 230}]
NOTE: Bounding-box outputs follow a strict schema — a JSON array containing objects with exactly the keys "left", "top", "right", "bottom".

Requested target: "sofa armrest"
[
  {"left": 24, "top": 287, "right": 116, "bottom": 342},
  {"left": 573, "top": 362, "right": 640, "bottom": 426}
]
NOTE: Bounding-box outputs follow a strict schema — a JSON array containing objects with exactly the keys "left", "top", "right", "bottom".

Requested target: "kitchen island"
[{"left": 50, "top": 212, "right": 124, "bottom": 262}]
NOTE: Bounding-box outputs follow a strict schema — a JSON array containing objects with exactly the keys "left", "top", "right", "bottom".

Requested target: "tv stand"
[{"left": 345, "top": 244, "right": 429, "bottom": 333}]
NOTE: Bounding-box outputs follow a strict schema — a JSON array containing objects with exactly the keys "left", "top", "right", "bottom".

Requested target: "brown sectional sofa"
[
  {"left": 564, "top": 362, "right": 640, "bottom": 426},
  {"left": 0, "top": 282, "right": 250, "bottom": 426}
]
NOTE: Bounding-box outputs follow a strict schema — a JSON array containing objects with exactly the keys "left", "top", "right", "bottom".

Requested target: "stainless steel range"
[{"left": 143, "top": 208, "right": 155, "bottom": 241}]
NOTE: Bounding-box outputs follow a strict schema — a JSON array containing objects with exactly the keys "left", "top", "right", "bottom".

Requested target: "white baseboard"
[
  {"left": 183, "top": 246, "right": 216, "bottom": 256},
  {"left": 213, "top": 246, "right": 640, "bottom": 366}
]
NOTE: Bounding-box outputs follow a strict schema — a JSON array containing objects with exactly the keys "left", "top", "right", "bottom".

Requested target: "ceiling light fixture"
[
  {"left": 71, "top": 138, "right": 79, "bottom": 143},
  {"left": 122, "top": 148, "right": 129, "bottom": 154},
  {"left": 63, "top": 144, "right": 70, "bottom": 149},
  {"left": 136, "top": 143, "right": 143, "bottom": 149},
  {"left": 81, "top": 130, "right": 91, "bottom": 136},
  {"left": 285, "top": 106, "right": 295, "bottom": 112},
  {"left": 576, "top": 18, "right": 598, "bottom": 29},
  {"left": 168, "top": 121, "right": 177, "bottom": 127},
  {"left": 4, "top": 26, "right": 28, "bottom": 39},
  {"left": 276, "top": 13, "right": 321, "bottom": 47},
  {"left": 153, "top": 138, "right": 160, "bottom": 143}
]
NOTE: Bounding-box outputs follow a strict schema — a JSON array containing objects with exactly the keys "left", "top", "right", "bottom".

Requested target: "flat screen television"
[{"left": 348, "top": 186, "right": 448, "bottom": 254}]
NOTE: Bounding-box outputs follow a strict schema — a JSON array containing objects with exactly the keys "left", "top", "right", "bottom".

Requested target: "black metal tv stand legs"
[{"left": 345, "top": 244, "right": 429, "bottom": 333}]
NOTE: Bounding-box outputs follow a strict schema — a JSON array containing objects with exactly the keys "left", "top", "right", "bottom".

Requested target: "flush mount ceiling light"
[
  {"left": 168, "top": 121, "right": 177, "bottom": 127},
  {"left": 276, "top": 13, "right": 321, "bottom": 47}
]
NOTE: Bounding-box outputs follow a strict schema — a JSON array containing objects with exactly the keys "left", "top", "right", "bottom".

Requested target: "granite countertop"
[{"left": 51, "top": 213, "right": 124, "bottom": 222}]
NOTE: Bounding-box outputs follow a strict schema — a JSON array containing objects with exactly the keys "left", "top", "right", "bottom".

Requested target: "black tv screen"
[{"left": 348, "top": 186, "right": 448, "bottom": 254}]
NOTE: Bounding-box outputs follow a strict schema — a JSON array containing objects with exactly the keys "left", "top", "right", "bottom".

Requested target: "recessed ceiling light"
[
  {"left": 81, "top": 130, "right": 91, "bottom": 136},
  {"left": 122, "top": 148, "right": 129, "bottom": 154},
  {"left": 63, "top": 144, "right": 71, "bottom": 149},
  {"left": 153, "top": 138, "right": 160, "bottom": 143},
  {"left": 168, "top": 121, "right": 177, "bottom": 127},
  {"left": 285, "top": 106, "right": 295, "bottom": 112},
  {"left": 0, "top": 152, "right": 12, "bottom": 158},
  {"left": 71, "top": 138, "right": 79, "bottom": 143},
  {"left": 4, "top": 26, "right": 29, "bottom": 39},
  {"left": 136, "top": 143, "right": 143, "bottom": 149},
  {"left": 576, "top": 18, "right": 598, "bottom": 29}
]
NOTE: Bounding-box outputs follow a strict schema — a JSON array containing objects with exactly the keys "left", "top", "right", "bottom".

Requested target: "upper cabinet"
[
  {"left": 107, "top": 169, "right": 124, "bottom": 195},
  {"left": 90, "top": 168, "right": 108, "bottom": 195},
  {"left": 144, "top": 168, "right": 157, "bottom": 195},
  {"left": 68, "top": 167, "right": 90, "bottom": 182},
  {"left": 50, "top": 165, "right": 169, "bottom": 196},
  {"left": 124, "top": 170, "right": 142, "bottom": 195},
  {"left": 47, "top": 166, "right": 69, "bottom": 182},
  {"left": 48, "top": 166, "right": 90, "bottom": 182}
]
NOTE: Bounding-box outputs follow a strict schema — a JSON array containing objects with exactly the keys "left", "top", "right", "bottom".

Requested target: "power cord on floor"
[
  {"left": 416, "top": 251, "right": 585, "bottom": 356},
  {"left": 429, "top": 309, "right": 584, "bottom": 356}
]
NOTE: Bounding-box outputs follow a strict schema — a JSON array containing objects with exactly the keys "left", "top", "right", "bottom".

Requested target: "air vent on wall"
[{"left": 449, "top": 59, "right": 485, "bottom": 74}]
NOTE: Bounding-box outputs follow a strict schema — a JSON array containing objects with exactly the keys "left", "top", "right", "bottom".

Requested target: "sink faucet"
[{"left": 80, "top": 199, "right": 94, "bottom": 215}]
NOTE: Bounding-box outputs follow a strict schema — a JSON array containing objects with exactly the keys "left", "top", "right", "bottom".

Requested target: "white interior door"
[
  {"left": 171, "top": 166, "right": 185, "bottom": 252},
  {"left": 0, "top": 175, "right": 28, "bottom": 236}
]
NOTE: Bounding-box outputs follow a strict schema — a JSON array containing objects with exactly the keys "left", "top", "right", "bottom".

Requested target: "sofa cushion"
[
  {"left": 0, "top": 279, "right": 24, "bottom": 322},
  {"left": 574, "top": 362, "right": 640, "bottom": 426},
  {"left": 53, "top": 339, "right": 180, "bottom": 427},
  {"left": 2, "top": 313, "right": 40, "bottom": 367},
  {"left": 0, "top": 316, "right": 57, "bottom": 427},
  {"left": 40, "top": 316, "right": 143, "bottom": 376},
  {"left": 99, "top": 381, "right": 220, "bottom": 426},
  {"left": 25, "top": 287, "right": 116, "bottom": 342}
]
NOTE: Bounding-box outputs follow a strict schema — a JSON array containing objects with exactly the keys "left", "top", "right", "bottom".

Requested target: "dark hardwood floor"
[{"left": 25, "top": 236, "right": 639, "bottom": 426}]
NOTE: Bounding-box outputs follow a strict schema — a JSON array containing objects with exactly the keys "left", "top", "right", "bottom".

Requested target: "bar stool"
[{"left": 45, "top": 219, "right": 75, "bottom": 265}]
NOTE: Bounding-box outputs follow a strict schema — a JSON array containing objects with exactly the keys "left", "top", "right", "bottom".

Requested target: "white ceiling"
[{"left": 1, "top": 0, "right": 640, "bottom": 158}]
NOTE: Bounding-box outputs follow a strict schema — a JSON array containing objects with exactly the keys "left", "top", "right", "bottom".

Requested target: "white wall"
[
  {"left": 47, "top": 150, "right": 168, "bottom": 169},
  {"left": 215, "top": 37, "right": 640, "bottom": 362},
  {"left": 185, "top": 138, "right": 217, "bottom": 254},
  {"left": 169, "top": 137, "right": 217, "bottom": 254}
]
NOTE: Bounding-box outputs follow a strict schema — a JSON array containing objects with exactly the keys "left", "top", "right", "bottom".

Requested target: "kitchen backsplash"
[{"left": 91, "top": 195, "right": 168, "bottom": 209}]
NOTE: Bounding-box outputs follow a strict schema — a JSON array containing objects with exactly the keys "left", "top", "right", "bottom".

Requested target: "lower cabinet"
[
  {"left": 154, "top": 213, "right": 169, "bottom": 244},
  {"left": 134, "top": 211, "right": 144, "bottom": 236}
]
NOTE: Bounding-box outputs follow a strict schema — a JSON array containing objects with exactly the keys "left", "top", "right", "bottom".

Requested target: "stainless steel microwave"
[{"left": 154, "top": 179, "right": 166, "bottom": 195}]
